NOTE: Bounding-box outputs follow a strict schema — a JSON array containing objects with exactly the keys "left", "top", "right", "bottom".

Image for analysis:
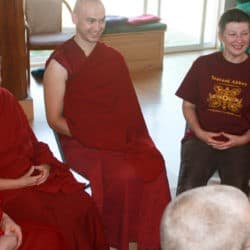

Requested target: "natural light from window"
[
  {"left": 63, "top": 0, "right": 223, "bottom": 52},
  {"left": 31, "top": 0, "right": 224, "bottom": 65}
]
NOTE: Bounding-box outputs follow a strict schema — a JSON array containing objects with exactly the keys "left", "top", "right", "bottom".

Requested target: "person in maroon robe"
[
  {"left": 0, "top": 206, "right": 67, "bottom": 250},
  {"left": 44, "top": 0, "right": 171, "bottom": 249},
  {"left": 0, "top": 62, "right": 109, "bottom": 249}
]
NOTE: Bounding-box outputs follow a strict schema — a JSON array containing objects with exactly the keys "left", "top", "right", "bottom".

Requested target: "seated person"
[
  {"left": 0, "top": 60, "right": 109, "bottom": 250},
  {"left": 175, "top": 8, "right": 250, "bottom": 195},
  {"left": 160, "top": 185, "right": 250, "bottom": 250},
  {"left": 43, "top": 0, "right": 171, "bottom": 249}
]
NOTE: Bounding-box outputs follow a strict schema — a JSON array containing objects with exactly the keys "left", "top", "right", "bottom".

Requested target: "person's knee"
[
  {"left": 176, "top": 171, "right": 207, "bottom": 195},
  {"left": 176, "top": 181, "right": 202, "bottom": 195},
  {"left": 110, "top": 166, "right": 138, "bottom": 183}
]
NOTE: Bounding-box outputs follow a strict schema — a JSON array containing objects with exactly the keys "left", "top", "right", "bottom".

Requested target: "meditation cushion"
[
  {"left": 105, "top": 15, "right": 128, "bottom": 27},
  {"left": 127, "top": 14, "right": 160, "bottom": 25}
]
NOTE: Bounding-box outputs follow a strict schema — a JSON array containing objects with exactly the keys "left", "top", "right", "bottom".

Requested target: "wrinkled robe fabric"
[
  {"left": 0, "top": 87, "right": 109, "bottom": 250},
  {"left": 19, "top": 221, "right": 68, "bottom": 250},
  {"left": 0, "top": 201, "right": 68, "bottom": 250},
  {"left": 47, "top": 39, "right": 171, "bottom": 250}
]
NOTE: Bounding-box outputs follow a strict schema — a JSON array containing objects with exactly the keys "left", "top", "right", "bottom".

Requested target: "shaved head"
[
  {"left": 161, "top": 185, "right": 250, "bottom": 250},
  {"left": 73, "top": 0, "right": 105, "bottom": 14},
  {"left": 71, "top": 0, "right": 106, "bottom": 50}
]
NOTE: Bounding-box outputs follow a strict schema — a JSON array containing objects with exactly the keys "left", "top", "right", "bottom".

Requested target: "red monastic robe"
[
  {"left": 19, "top": 222, "right": 68, "bottom": 250},
  {"left": 0, "top": 203, "right": 67, "bottom": 250},
  {"left": 0, "top": 87, "right": 109, "bottom": 250},
  {"left": 47, "top": 39, "right": 171, "bottom": 250}
]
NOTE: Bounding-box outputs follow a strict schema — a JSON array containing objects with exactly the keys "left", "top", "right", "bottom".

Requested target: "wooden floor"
[{"left": 30, "top": 49, "right": 215, "bottom": 198}]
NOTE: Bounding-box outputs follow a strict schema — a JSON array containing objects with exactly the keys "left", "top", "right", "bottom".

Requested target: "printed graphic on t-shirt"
[{"left": 207, "top": 75, "right": 246, "bottom": 117}]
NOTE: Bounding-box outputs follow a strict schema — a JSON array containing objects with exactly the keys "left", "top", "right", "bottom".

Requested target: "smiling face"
[
  {"left": 72, "top": 0, "right": 106, "bottom": 46},
  {"left": 219, "top": 21, "right": 250, "bottom": 62}
]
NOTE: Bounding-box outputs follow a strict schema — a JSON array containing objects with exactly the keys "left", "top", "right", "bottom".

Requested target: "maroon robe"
[
  {"left": 0, "top": 203, "right": 67, "bottom": 250},
  {"left": 19, "top": 222, "right": 68, "bottom": 250},
  {"left": 0, "top": 87, "right": 109, "bottom": 250},
  {"left": 47, "top": 39, "right": 171, "bottom": 250}
]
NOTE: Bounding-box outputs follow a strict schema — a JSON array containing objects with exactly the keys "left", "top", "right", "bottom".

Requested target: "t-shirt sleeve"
[{"left": 175, "top": 57, "right": 201, "bottom": 105}]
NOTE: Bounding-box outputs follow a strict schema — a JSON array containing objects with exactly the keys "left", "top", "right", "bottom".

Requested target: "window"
[
  {"left": 102, "top": 0, "right": 144, "bottom": 16},
  {"left": 64, "top": 0, "right": 225, "bottom": 53},
  {"left": 31, "top": 0, "right": 225, "bottom": 66},
  {"left": 159, "top": 0, "right": 225, "bottom": 52}
]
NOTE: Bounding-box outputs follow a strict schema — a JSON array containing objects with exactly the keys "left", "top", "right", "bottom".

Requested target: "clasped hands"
[{"left": 196, "top": 130, "right": 249, "bottom": 150}]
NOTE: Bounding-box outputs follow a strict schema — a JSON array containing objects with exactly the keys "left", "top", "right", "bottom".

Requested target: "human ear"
[{"left": 72, "top": 12, "right": 78, "bottom": 25}]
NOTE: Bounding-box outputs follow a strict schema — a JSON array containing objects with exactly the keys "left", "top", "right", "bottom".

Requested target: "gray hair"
[{"left": 161, "top": 185, "right": 250, "bottom": 250}]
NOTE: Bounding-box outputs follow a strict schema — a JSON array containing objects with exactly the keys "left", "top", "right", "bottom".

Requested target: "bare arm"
[
  {"left": 183, "top": 100, "right": 250, "bottom": 149},
  {"left": 43, "top": 59, "right": 72, "bottom": 136},
  {"left": 182, "top": 100, "right": 202, "bottom": 136},
  {"left": 0, "top": 165, "right": 50, "bottom": 190},
  {"left": 182, "top": 100, "right": 222, "bottom": 146}
]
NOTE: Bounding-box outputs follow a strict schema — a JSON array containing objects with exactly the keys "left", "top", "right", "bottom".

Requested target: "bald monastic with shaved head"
[
  {"left": 161, "top": 185, "right": 250, "bottom": 250},
  {"left": 44, "top": 0, "right": 171, "bottom": 249},
  {"left": 73, "top": 0, "right": 104, "bottom": 13}
]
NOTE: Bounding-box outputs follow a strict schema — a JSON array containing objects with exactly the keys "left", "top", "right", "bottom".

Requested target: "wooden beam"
[{"left": 0, "top": 0, "right": 28, "bottom": 100}]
